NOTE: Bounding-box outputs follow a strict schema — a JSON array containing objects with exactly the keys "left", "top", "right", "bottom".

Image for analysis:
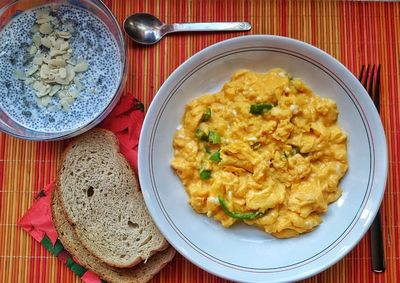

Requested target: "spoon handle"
[{"left": 170, "top": 22, "right": 251, "bottom": 33}]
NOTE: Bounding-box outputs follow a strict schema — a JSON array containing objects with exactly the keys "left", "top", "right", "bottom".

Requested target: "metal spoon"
[{"left": 123, "top": 13, "right": 251, "bottom": 45}]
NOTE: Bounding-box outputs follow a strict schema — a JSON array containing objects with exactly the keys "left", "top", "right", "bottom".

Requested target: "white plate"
[{"left": 138, "top": 35, "right": 388, "bottom": 283}]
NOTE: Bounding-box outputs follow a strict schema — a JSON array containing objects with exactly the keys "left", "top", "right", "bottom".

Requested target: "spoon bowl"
[
  {"left": 124, "top": 13, "right": 166, "bottom": 45},
  {"left": 123, "top": 13, "right": 251, "bottom": 45}
]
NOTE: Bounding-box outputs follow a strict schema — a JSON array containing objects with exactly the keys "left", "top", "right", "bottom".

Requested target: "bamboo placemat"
[{"left": 1, "top": 0, "right": 399, "bottom": 282}]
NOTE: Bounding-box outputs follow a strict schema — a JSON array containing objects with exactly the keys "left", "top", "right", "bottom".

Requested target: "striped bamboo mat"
[{"left": 1, "top": 0, "right": 399, "bottom": 282}]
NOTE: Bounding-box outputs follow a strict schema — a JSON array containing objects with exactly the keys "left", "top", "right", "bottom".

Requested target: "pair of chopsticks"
[{"left": 358, "top": 65, "right": 385, "bottom": 273}]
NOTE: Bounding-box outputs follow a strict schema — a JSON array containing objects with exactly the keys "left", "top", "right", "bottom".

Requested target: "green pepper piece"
[
  {"left": 209, "top": 150, "right": 222, "bottom": 162},
  {"left": 251, "top": 142, "right": 261, "bottom": 150},
  {"left": 195, "top": 128, "right": 209, "bottom": 141},
  {"left": 200, "top": 169, "right": 212, "bottom": 180},
  {"left": 291, "top": 146, "right": 300, "bottom": 155},
  {"left": 250, "top": 103, "right": 273, "bottom": 115},
  {"left": 208, "top": 131, "right": 221, "bottom": 144},
  {"left": 205, "top": 145, "right": 212, "bottom": 153},
  {"left": 200, "top": 108, "right": 211, "bottom": 122},
  {"left": 218, "top": 196, "right": 264, "bottom": 219}
]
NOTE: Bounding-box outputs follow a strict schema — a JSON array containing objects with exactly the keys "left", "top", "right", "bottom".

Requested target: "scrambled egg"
[{"left": 171, "top": 68, "right": 348, "bottom": 238}]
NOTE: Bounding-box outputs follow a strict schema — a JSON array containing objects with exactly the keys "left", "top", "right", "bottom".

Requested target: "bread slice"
[
  {"left": 57, "top": 128, "right": 168, "bottom": 268},
  {"left": 52, "top": 189, "right": 176, "bottom": 283}
]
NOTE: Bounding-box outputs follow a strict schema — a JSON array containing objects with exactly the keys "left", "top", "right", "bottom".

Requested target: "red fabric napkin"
[
  {"left": 99, "top": 95, "right": 144, "bottom": 176},
  {"left": 18, "top": 93, "right": 145, "bottom": 283}
]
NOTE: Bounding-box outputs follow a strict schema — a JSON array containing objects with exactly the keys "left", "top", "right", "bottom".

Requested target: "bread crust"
[
  {"left": 56, "top": 128, "right": 168, "bottom": 268},
  {"left": 51, "top": 188, "right": 175, "bottom": 283}
]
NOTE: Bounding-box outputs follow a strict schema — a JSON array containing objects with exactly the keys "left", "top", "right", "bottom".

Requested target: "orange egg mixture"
[{"left": 171, "top": 68, "right": 348, "bottom": 238}]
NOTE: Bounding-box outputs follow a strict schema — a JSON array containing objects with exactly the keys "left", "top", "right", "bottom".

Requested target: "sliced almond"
[
  {"left": 64, "top": 96, "right": 75, "bottom": 104},
  {"left": 60, "top": 41, "right": 69, "bottom": 51},
  {"left": 43, "top": 55, "right": 51, "bottom": 64},
  {"left": 27, "top": 65, "right": 39, "bottom": 76},
  {"left": 74, "top": 76, "right": 84, "bottom": 91},
  {"left": 33, "top": 81, "right": 48, "bottom": 94},
  {"left": 52, "top": 18, "right": 60, "bottom": 28},
  {"left": 38, "top": 90, "right": 50, "bottom": 98},
  {"left": 40, "top": 64, "right": 49, "bottom": 78},
  {"left": 56, "top": 38, "right": 65, "bottom": 45},
  {"left": 55, "top": 76, "right": 69, "bottom": 85},
  {"left": 60, "top": 96, "right": 74, "bottom": 111},
  {"left": 40, "top": 96, "right": 52, "bottom": 107},
  {"left": 31, "top": 24, "right": 40, "bottom": 34},
  {"left": 58, "top": 89, "right": 68, "bottom": 99},
  {"left": 36, "top": 91, "right": 47, "bottom": 98},
  {"left": 36, "top": 16, "right": 52, "bottom": 24},
  {"left": 49, "top": 85, "right": 61, "bottom": 96},
  {"left": 57, "top": 31, "right": 71, "bottom": 39},
  {"left": 32, "top": 81, "right": 43, "bottom": 91},
  {"left": 29, "top": 45, "right": 37, "bottom": 55},
  {"left": 69, "top": 90, "right": 79, "bottom": 98},
  {"left": 74, "top": 61, "right": 88, "bottom": 73},
  {"left": 59, "top": 67, "right": 67, "bottom": 79},
  {"left": 39, "top": 22, "right": 53, "bottom": 35},
  {"left": 33, "top": 56, "right": 44, "bottom": 65},
  {"left": 41, "top": 37, "right": 52, "bottom": 49},
  {"left": 48, "top": 72, "right": 56, "bottom": 79},
  {"left": 63, "top": 53, "right": 72, "bottom": 60},
  {"left": 47, "top": 64, "right": 58, "bottom": 71},
  {"left": 66, "top": 58, "right": 75, "bottom": 65},
  {"left": 32, "top": 33, "right": 42, "bottom": 47},
  {"left": 24, "top": 77, "right": 35, "bottom": 85},
  {"left": 36, "top": 10, "right": 50, "bottom": 20},
  {"left": 68, "top": 70, "right": 76, "bottom": 82},
  {"left": 66, "top": 65, "right": 76, "bottom": 82},
  {"left": 51, "top": 37, "right": 61, "bottom": 49},
  {"left": 44, "top": 75, "right": 55, "bottom": 83},
  {"left": 15, "top": 69, "right": 26, "bottom": 80},
  {"left": 48, "top": 58, "right": 66, "bottom": 67},
  {"left": 49, "top": 48, "right": 66, "bottom": 58}
]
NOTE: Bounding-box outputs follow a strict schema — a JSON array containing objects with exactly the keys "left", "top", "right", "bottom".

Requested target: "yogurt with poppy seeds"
[{"left": 0, "top": 4, "right": 123, "bottom": 133}]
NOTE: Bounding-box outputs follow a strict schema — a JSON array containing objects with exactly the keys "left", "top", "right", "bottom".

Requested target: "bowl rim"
[{"left": 139, "top": 34, "right": 388, "bottom": 282}]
